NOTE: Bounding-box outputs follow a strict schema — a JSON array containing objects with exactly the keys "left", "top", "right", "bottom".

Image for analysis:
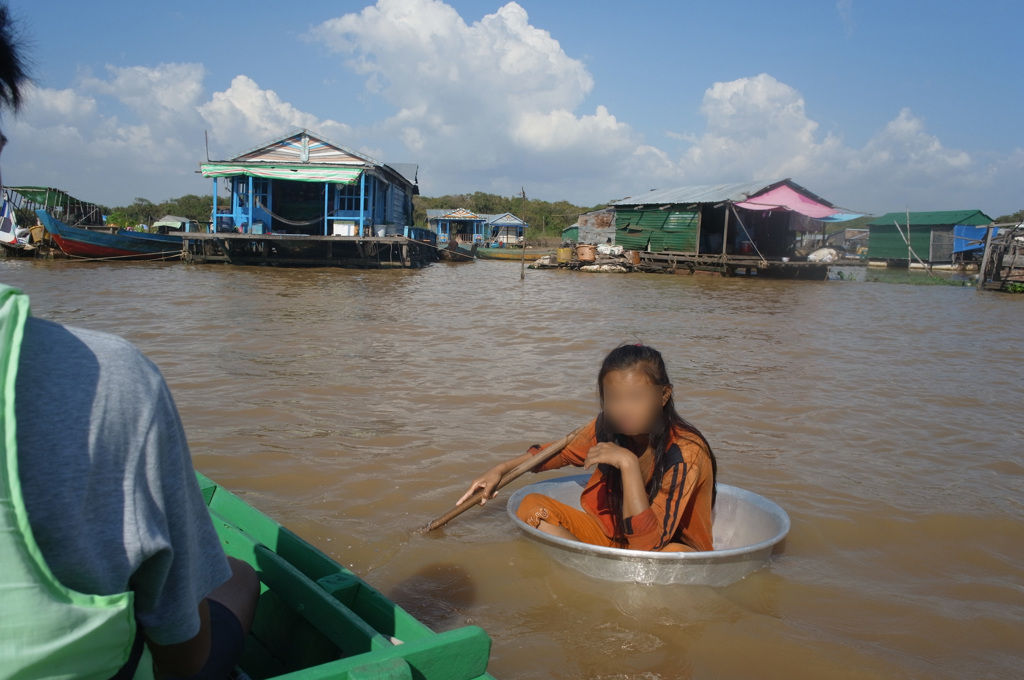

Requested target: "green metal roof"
[
  {"left": 5, "top": 186, "right": 95, "bottom": 210},
  {"left": 867, "top": 210, "right": 992, "bottom": 227}
]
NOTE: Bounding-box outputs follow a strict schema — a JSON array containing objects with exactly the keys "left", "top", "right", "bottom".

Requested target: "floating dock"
[
  {"left": 537, "top": 245, "right": 837, "bottom": 280},
  {"left": 181, "top": 233, "right": 437, "bottom": 268},
  {"left": 636, "top": 251, "right": 833, "bottom": 279}
]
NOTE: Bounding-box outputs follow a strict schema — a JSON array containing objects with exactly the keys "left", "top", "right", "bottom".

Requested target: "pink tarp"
[{"left": 734, "top": 184, "right": 839, "bottom": 219}]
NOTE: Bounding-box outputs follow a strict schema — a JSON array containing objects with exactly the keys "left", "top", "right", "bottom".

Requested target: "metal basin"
[{"left": 506, "top": 475, "right": 789, "bottom": 586}]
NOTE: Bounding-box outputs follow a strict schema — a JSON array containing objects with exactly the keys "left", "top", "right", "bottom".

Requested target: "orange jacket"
[{"left": 530, "top": 418, "right": 714, "bottom": 551}]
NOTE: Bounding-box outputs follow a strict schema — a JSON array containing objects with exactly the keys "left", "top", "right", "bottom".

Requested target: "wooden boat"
[
  {"left": 197, "top": 472, "right": 495, "bottom": 679},
  {"left": 506, "top": 474, "right": 789, "bottom": 586},
  {"left": 0, "top": 198, "right": 35, "bottom": 257},
  {"left": 36, "top": 210, "right": 181, "bottom": 260},
  {"left": 438, "top": 239, "right": 478, "bottom": 262},
  {"left": 474, "top": 246, "right": 555, "bottom": 261}
]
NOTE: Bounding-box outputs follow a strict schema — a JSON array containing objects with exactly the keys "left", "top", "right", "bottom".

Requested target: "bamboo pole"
[
  {"left": 422, "top": 424, "right": 586, "bottom": 532},
  {"left": 976, "top": 225, "right": 995, "bottom": 291},
  {"left": 893, "top": 218, "right": 934, "bottom": 276}
]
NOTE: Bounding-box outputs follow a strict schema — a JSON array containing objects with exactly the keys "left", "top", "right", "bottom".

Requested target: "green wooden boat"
[
  {"left": 197, "top": 473, "right": 495, "bottom": 680},
  {"left": 474, "top": 246, "right": 554, "bottom": 261}
]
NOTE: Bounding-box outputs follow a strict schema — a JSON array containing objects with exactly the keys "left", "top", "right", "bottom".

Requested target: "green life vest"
[{"left": 0, "top": 284, "right": 154, "bottom": 680}]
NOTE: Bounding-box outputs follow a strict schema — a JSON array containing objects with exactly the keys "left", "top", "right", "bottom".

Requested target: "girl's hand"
[
  {"left": 584, "top": 442, "right": 637, "bottom": 471},
  {"left": 456, "top": 465, "right": 505, "bottom": 506}
]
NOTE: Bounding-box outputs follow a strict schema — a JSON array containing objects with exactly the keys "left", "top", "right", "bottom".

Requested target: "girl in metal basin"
[{"left": 458, "top": 344, "right": 718, "bottom": 552}]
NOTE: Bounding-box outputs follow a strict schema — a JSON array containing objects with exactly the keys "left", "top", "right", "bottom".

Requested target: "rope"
[
  {"left": 58, "top": 250, "right": 181, "bottom": 262},
  {"left": 729, "top": 205, "right": 768, "bottom": 266}
]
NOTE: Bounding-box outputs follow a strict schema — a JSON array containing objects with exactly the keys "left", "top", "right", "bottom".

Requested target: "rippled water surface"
[{"left": 3, "top": 258, "right": 1022, "bottom": 679}]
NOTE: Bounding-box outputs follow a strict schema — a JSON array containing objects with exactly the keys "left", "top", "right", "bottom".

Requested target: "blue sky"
[{"left": 4, "top": 0, "right": 1022, "bottom": 216}]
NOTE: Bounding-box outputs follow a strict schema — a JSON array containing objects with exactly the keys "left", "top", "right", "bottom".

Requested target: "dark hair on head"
[
  {"left": 596, "top": 343, "right": 718, "bottom": 534},
  {"left": 0, "top": 4, "right": 29, "bottom": 112}
]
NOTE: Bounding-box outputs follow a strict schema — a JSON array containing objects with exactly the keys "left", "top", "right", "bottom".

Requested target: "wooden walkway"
[{"left": 637, "top": 251, "right": 833, "bottom": 280}]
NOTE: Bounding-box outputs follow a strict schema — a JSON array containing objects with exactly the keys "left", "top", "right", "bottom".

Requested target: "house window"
[{"left": 335, "top": 182, "right": 361, "bottom": 212}]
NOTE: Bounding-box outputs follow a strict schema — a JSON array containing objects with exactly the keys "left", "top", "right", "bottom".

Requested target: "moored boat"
[
  {"left": 197, "top": 472, "right": 495, "bottom": 679},
  {"left": 438, "top": 239, "right": 478, "bottom": 262},
  {"left": 37, "top": 210, "right": 182, "bottom": 261},
  {"left": 0, "top": 196, "right": 36, "bottom": 257},
  {"left": 474, "top": 246, "right": 555, "bottom": 261},
  {"left": 506, "top": 474, "right": 789, "bottom": 586}
]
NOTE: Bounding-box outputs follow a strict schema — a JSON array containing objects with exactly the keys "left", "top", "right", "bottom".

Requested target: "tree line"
[
  {"left": 412, "top": 191, "right": 604, "bottom": 236},
  {"left": 28, "top": 191, "right": 605, "bottom": 236}
]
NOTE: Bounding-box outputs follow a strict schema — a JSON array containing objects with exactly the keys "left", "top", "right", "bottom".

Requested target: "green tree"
[
  {"left": 412, "top": 191, "right": 604, "bottom": 238},
  {"left": 995, "top": 209, "right": 1023, "bottom": 224}
]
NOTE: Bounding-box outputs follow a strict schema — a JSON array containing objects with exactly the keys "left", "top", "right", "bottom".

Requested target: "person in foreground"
[
  {"left": 0, "top": 7, "right": 258, "bottom": 678},
  {"left": 458, "top": 343, "right": 718, "bottom": 552}
]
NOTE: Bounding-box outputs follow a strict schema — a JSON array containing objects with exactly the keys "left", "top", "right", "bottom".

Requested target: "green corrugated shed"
[
  {"left": 615, "top": 210, "right": 698, "bottom": 251},
  {"left": 867, "top": 210, "right": 992, "bottom": 260}
]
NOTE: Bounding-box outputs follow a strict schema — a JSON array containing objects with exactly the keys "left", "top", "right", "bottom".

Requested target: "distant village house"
[{"left": 426, "top": 209, "right": 529, "bottom": 246}]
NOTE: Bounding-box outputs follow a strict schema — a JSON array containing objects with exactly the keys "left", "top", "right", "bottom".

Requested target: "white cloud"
[
  {"left": 837, "top": 0, "right": 855, "bottom": 37},
  {"left": 82, "top": 63, "right": 206, "bottom": 126},
  {"left": 198, "top": 75, "right": 353, "bottom": 155},
  {"left": 5, "top": 1, "right": 1021, "bottom": 216},
  {"left": 309, "top": 0, "right": 638, "bottom": 196},
  {"left": 6, "top": 65, "right": 356, "bottom": 206},
  {"left": 309, "top": 2, "right": 1021, "bottom": 212},
  {"left": 632, "top": 73, "right": 1020, "bottom": 214}
]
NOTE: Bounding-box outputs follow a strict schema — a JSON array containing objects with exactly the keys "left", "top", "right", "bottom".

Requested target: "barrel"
[
  {"left": 576, "top": 244, "right": 597, "bottom": 262},
  {"left": 556, "top": 247, "right": 574, "bottom": 264}
]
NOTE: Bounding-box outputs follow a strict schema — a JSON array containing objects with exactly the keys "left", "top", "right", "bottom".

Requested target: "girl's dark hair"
[
  {"left": 596, "top": 343, "right": 717, "bottom": 535},
  {"left": 0, "top": 4, "right": 29, "bottom": 111}
]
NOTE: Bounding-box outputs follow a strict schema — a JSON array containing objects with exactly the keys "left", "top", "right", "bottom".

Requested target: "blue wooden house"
[
  {"left": 484, "top": 212, "right": 528, "bottom": 245},
  {"left": 426, "top": 209, "right": 530, "bottom": 246},
  {"left": 200, "top": 129, "right": 418, "bottom": 236},
  {"left": 426, "top": 208, "right": 487, "bottom": 245}
]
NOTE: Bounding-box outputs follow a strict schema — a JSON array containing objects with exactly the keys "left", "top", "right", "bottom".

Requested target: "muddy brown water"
[{"left": 3, "top": 258, "right": 1022, "bottom": 679}]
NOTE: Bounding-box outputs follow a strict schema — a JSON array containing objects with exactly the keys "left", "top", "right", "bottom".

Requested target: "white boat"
[{"left": 506, "top": 474, "right": 789, "bottom": 586}]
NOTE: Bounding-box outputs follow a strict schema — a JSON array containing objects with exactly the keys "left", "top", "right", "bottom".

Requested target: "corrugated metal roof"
[
  {"left": 482, "top": 212, "right": 526, "bottom": 226},
  {"left": 611, "top": 179, "right": 789, "bottom": 207},
  {"left": 227, "top": 128, "right": 378, "bottom": 166},
  {"left": 867, "top": 210, "right": 993, "bottom": 227},
  {"left": 388, "top": 163, "right": 418, "bottom": 186}
]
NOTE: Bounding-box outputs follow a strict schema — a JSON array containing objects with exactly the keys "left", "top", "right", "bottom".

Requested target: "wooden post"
[
  {"left": 721, "top": 206, "right": 730, "bottom": 257},
  {"left": 905, "top": 208, "right": 912, "bottom": 269},
  {"left": 521, "top": 230, "right": 526, "bottom": 280},
  {"left": 719, "top": 205, "right": 730, "bottom": 276},
  {"left": 976, "top": 225, "right": 994, "bottom": 291},
  {"left": 520, "top": 190, "right": 528, "bottom": 281}
]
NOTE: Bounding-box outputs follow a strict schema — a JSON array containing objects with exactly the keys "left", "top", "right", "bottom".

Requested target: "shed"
[
  {"left": 867, "top": 210, "right": 993, "bottom": 263},
  {"left": 483, "top": 212, "right": 528, "bottom": 244},
  {"left": 610, "top": 179, "right": 861, "bottom": 258},
  {"left": 563, "top": 207, "right": 616, "bottom": 245}
]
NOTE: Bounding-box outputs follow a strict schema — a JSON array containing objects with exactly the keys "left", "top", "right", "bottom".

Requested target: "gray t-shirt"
[{"left": 14, "top": 316, "right": 232, "bottom": 646}]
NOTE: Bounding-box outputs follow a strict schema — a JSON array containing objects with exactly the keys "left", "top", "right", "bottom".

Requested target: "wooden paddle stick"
[{"left": 423, "top": 424, "right": 586, "bottom": 533}]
